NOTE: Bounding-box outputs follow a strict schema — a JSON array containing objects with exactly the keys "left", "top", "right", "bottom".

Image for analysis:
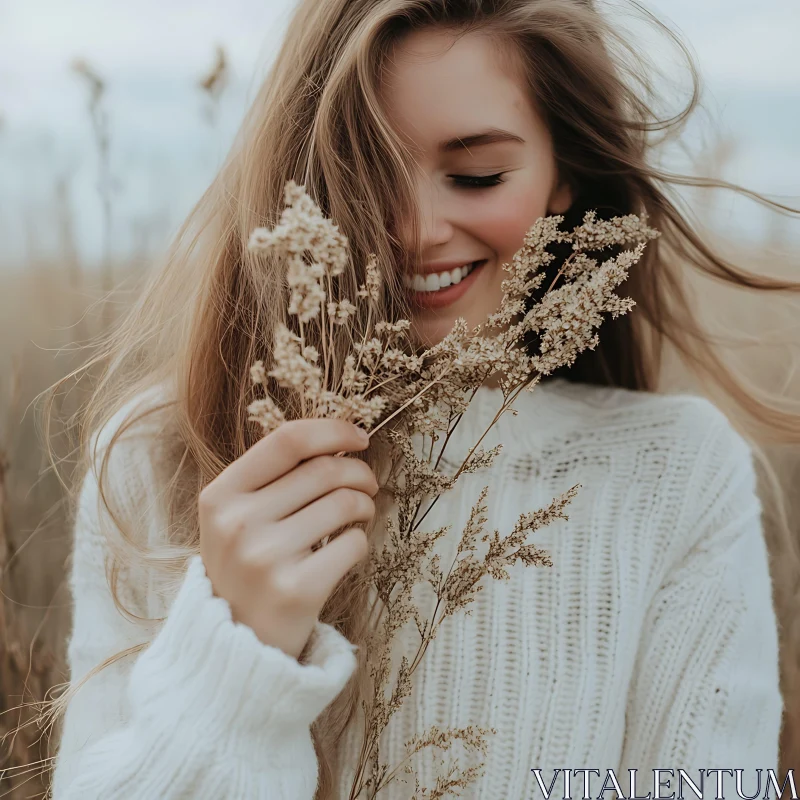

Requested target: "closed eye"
[{"left": 448, "top": 172, "right": 505, "bottom": 189}]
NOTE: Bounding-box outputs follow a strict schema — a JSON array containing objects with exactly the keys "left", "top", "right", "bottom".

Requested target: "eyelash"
[{"left": 449, "top": 172, "right": 505, "bottom": 189}]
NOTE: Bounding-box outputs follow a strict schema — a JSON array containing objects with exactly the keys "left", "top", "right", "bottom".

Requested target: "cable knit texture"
[{"left": 50, "top": 378, "right": 783, "bottom": 799}]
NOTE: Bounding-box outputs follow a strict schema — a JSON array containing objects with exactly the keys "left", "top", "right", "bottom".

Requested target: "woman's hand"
[{"left": 198, "top": 419, "right": 378, "bottom": 660}]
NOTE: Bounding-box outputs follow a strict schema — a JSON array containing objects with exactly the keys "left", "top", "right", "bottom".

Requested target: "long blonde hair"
[{"left": 41, "top": 0, "right": 800, "bottom": 794}]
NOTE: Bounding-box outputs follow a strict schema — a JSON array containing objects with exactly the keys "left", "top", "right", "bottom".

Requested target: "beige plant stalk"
[{"left": 246, "top": 182, "right": 660, "bottom": 797}]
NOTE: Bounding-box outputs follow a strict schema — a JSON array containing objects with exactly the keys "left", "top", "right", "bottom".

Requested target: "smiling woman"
[
  {"left": 38, "top": 0, "right": 800, "bottom": 798},
  {"left": 383, "top": 27, "right": 573, "bottom": 344}
]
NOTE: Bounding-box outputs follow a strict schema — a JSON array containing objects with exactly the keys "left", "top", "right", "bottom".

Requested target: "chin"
[
  {"left": 411, "top": 311, "right": 484, "bottom": 349},
  {"left": 410, "top": 320, "right": 449, "bottom": 349}
]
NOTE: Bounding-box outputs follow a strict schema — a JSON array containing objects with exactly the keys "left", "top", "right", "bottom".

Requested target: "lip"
[{"left": 406, "top": 259, "right": 487, "bottom": 311}]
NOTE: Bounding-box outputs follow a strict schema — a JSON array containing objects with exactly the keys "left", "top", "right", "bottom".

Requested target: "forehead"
[{"left": 381, "top": 27, "right": 538, "bottom": 153}]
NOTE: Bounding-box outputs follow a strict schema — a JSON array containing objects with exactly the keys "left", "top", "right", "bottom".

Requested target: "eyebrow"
[{"left": 439, "top": 128, "right": 525, "bottom": 153}]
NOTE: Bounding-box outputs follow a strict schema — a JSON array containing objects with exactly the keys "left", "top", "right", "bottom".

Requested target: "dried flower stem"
[{"left": 367, "top": 368, "right": 453, "bottom": 439}]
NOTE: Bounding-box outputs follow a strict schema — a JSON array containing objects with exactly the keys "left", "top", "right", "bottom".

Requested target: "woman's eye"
[{"left": 449, "top": 173, "right": 505, "bottom": 189}]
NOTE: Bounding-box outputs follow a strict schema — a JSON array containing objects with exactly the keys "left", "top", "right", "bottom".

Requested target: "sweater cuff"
[{"left": 127, "top": 555, "right": 358, "bottom": 760}]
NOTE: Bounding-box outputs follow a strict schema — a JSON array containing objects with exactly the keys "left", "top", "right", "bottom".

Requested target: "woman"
[{"left": 45, "top": 0, "right": 798, "bottom": 797}]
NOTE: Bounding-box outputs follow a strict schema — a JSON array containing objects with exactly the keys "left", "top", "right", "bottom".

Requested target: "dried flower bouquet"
[{"left": 246, "top": 182, "right": 659, "bottom": 798}]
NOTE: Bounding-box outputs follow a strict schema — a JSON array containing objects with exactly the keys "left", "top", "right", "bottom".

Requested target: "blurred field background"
[{"left": 0, "top": 0, "right": 798, "bottom": 796}]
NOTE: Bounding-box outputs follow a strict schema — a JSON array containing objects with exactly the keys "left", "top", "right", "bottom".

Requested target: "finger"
[
  {"left": 254, "top": 455, "right": 379, "bottom": 520},
  {"left": 297, "top": 527, "right": 369, "bottom": 603},
  {"left": 217, "top": 418, "right": 369, "bottom": 494},
  {"left": 277, "top": 487, "right": 375, "bottom": 553}
]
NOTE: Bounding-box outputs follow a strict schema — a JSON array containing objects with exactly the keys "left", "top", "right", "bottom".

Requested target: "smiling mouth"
[
  {"left": 402, "top": 260, "right": 483, "bottom": 293},
  {"left": 403, "top": 259, "right": 488, "bottom": 311}
]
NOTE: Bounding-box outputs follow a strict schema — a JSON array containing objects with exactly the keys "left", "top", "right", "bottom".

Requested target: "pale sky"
[{"left": 1, "top": 0, "right": 798, "bottom": 268}]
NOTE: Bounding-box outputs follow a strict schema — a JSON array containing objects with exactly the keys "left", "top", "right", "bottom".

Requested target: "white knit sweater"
[{"left": 50, "top": 378, "right": 783, "bottom": 799}]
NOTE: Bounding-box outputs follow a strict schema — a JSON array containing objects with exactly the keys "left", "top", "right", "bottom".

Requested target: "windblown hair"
[{"left": 40, "top": 0, "right": 800, "bottom": 795}]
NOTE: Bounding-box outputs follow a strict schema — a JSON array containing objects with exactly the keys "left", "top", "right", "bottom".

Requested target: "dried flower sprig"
[
  {"left": 353, "top": 480, "right": 579, "bottom": 798},
  {"left": 246, "top": 182, "right": 463, "bottom": 435},
  {"left": 245, "top": 182, "right": 660, "bottom": 798}
]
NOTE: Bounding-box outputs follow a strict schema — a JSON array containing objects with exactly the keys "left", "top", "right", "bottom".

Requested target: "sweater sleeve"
[
  {"left": 617, "top": 409, "right": 783, "bottom": 780},
  {"left": 50, "top": 409, "right": 358, "bottom": 799}
]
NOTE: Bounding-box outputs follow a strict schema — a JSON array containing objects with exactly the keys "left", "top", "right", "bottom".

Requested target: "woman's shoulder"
[
  {"left": 72, "top": 380, "right": 182, "bottom": 618},
  {"left": 89, "top": 379, "right": 178, "bottom": 470},
  {"left": 91, "top": 380, "right": 177, "bottom": 454},
  {"left": 462, "top": 378, "right": 752, "bottom": 476},
  {"left": 545, "top": 378, "right": 752, "bottom": 462},
  {"left": 82, "top": 378, "right": 181, "bottom": 526},
  {"left": 544, "top": 381, "right": 761, "bottom": 566}
]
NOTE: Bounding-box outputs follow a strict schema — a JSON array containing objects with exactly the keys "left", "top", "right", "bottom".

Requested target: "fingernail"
[{"left": 356, "top": 426, "right": 370, "bottom": 443}]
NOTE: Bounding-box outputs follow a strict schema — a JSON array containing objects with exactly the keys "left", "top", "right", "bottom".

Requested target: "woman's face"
[{"left": 381, "top": 27, "right": 574, "bottom": 347}]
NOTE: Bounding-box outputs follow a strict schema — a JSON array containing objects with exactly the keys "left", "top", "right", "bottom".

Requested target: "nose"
[{"left": 400, "top": 172, "right": 454, "bottom": 258}]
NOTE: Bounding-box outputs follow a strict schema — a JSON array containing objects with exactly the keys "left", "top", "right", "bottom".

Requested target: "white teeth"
[
  {"left": 403, "top": 261, "right": 479, "bottom": 292},
  {"left": 424, "top": 273, "right": 440, "bottom": 292}
]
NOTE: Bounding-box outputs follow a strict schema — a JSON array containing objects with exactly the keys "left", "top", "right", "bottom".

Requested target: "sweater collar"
[{"left": 424, "top": 376, "right": 585, "bottom": 466}]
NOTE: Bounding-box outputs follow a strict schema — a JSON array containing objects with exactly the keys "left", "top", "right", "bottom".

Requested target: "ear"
[{"left": 547, "top": 175, "right": 574, "bottom": 215}]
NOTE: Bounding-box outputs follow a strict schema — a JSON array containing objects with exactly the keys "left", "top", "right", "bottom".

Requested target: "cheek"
[{"left": 468, "top": 183, "right": 550, "bottom": 259}]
